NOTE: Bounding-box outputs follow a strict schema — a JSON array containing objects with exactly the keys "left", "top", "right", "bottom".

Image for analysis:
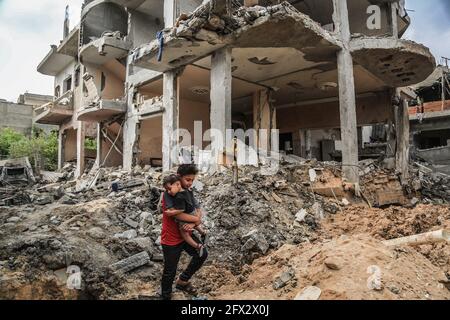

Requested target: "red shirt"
[{"left": 161, "top": 192, "right": 184, "bottom": 246}]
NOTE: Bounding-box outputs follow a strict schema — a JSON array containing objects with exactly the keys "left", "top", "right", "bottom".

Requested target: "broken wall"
[
  {"left": 83, "top": 63, "right": 125, "bottom": 101},
  {"left": 0, "top": 101, "right": 33, "bottom": 136},
  {"left": 128, "top": 9, "right": 163, "bottom": 49},
  {"left": 64, "top": 128, "right": 77, "bottom": 162}
]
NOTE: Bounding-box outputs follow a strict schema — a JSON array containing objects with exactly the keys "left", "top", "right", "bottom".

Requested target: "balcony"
[
  {"left": 80, "top": 34, "right": 131, "bottom": 66},
  {"left": 132, "top": 2, "right": 340, "bottom": 72},
  {"left": 77, "top": 99, "right": 127, "bottom": 122},
  {"left": 33, "top": 91, "right": 74, "bottom": 125},
  {"left": 37, "top": 27, "right": 79, "bottom": 76}
]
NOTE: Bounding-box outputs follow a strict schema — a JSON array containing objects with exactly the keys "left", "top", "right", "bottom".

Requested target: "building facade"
[{"left": 35, "top": 0, "right": 436, "bottom": 185}]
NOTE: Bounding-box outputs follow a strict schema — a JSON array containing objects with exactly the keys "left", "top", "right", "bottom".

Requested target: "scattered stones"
[
  {"left": 49, "top": 240, "right": 62, "bottom": 250},
  {"left": 35, "top": 196, "right": 53, "bottom": 206},
  {"left": 387, "top": 284, "right": 401, "bottom": 295},
  {"left": 241, "top": 230, "right": 269, "bottom": 255},
  {"left": 312, "top": 203, "right": 325, "bottom": 220},
  {"left": 127, "top": 237, "right": 153, "bottom": 254},
  {"left": 324, "top": 257, "right": 343, "bottom": 271},
  {"left": 124, "top": 218, "right": 139, "bottom": 229},
  {"left": 295, "top": 209, "right": 307, "bottom": 223},
  {"left": 7, "top": 217, "right": 20, "bottom": 223},
  {"left": 114, "top": 230, "right": 138, "bottom": 240},
  {"left": 110, "top": 251, "right": 151, "bottom": 274},
  {"left": 87, "top": 227, "right": 105, "bottom": 240},
  {"left": 273, "top": 268, "right": 296, "bottom": 290},
  {"left": 410, "top": 197, "right": 420, "bottom": 206},
  {"left": 294, "top": 286, "right": 322, "bottom": 300}
]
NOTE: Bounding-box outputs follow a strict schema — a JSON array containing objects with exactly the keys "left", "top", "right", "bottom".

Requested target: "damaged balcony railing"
[
  {"left": 34, "top": 90, "right": 74, "bottom": 116},
  {"left": 33, "top": 91, "right": 74, "bottom": 125}
]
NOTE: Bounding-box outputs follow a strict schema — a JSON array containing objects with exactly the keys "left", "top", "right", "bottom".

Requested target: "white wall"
[{"left": 54, "top": 61, "right": 77, "bottom": 96}]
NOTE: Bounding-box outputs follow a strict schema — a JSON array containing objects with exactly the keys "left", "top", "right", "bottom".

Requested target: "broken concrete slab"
[
  {"left": 273, "top": 267, "right": 296, "bottom": 290},
  {"left": 124, "top": 217, "right": 139, "bottom": 229},
  {"left": 350, "top": 37, "right": 436, "bottom": 87},
  {"left": 109, "top": 251, "right": 151, "bottom": 274},
  {"left": 294, "top": 286, "right": 322, "bottom": 300},
  {"left": 114, "top": 230, "right": 138, "bottom": 240},
  {"left": 132, "top": 2, "right": 340, "bottom": 73}
]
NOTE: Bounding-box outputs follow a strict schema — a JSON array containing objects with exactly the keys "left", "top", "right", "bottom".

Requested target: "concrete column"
[
  {"left": 58, "top": 129, "right": 65, "bottom": 170},
  {"left": 162, "top": 71, "right": 180, "bottom": 172},
  {"left": 386, "top": 119, "right": 396, "bottom": 157},
  {"left": 164, "top": 0, "right": 177, "bottom": 28},
  {"left": 123, "top": 116, "right": 139, "bottom": 171},
  {"left": 210, "top": 47, "right": 232, "bottom": 164},
  {"left": 334, "top": 0, "right": 359, "bottom": 185},
  {"left": 75, "top": 122, "right": 86, "bottom": 178},
  {"left": 396, "top": 98, "right": 410, "bottom": 184},
  {"left": 390, "top": 2, "right": 399, "bottom": 39},
  {"left": 96, "top": 122, "right": 104, "bottom": 168},
  {"left": 337, "top": 49, "right": 359, "bottom": 184},
  {"left": 123, "top": 84, "right": 139, "bottom": 172},
  {"left": 305, "top": 130, "right": 312, "bottom": 160},
  {"left": 253, "top": 90, "right": 277, "bottom": 155}
]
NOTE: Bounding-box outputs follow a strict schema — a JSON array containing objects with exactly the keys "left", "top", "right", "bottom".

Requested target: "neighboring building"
[
  {"left": 35, "top": 0, "right": 436, "bottom": 185},
  {"left": 409, "top": 65, "right": 450, "bottom": 169},
  {"left": 17, "top": 93, "right": 54, "bottom": 107},
  {"left": 0, "top": 93, "right": 54, "bottom": 136}
]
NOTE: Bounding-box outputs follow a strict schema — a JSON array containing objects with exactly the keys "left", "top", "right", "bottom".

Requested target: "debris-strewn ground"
[
  {"left": 210, "top": 235, "right": 450, "bottom": 300},
  {"left": 0, "top": 158, "right": 449, "bottom": 300}
]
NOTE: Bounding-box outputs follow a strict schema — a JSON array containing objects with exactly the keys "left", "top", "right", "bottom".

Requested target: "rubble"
[
  {"left": 0, "top": 157, "right": 36, "bottom": 187},
  {"left": 273, "top": 268, "right": 296, "bottom": 290},
  {"left": 0, "top": 158, "right": 449, "bottom": 300},
  {"left": 211, "top": 235, "right": 450, "bottom": 300},
  {"left": 110, "top": 252, "right": 151, "bottom": 274},
  {"left": 294, "top": 286, "right": 322, "bottom": 300}
]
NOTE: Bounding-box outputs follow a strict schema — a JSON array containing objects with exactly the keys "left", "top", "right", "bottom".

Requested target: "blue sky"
[{"left": 0, "top": 0, "right": 449, "bottom": 102}]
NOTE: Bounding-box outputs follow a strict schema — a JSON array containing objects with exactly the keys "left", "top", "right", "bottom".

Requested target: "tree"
[
  {"left": 1, "top": 128, "right": 58, "bottom": 171},
  {"left": 0, "top": 128, "right": 26, "bottom": 158}
]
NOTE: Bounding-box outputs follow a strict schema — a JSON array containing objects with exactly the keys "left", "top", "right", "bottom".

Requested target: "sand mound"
[{"left": 211, "top": 235, "right": 450, "bottom": 300}]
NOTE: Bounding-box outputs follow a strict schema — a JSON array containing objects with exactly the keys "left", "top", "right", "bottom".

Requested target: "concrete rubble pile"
[
  {"left": 409, "top": 162, "right": 450, "bottom": 203},
  {"left": 0, "top": 155, "right": 449, "bottom": 299}
]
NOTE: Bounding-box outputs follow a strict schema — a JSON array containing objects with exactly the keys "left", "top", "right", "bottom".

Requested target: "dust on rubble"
[
  {"left": 210, "top": 235, "right": 450, "bottom": 300},
  {"left": 0, "top": 157, "right": 449, "bottom": 300}
]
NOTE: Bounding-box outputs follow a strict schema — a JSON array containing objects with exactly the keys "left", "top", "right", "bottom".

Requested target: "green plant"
[
  {"left": 0, "top": 128, "right": 26, "bottom": 157},
  {"left": 85, "top": 137, "right": 97, "bottom": 151},
  {"left": 2, "top": 129, "right": 59, "bottom": 171}
]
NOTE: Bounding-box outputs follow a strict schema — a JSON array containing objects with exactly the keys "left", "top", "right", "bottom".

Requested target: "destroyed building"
[
  {"left": 409, "top": 64, "right": 450, "bottom": 173},
  {"left": 34, "top": 0, "right": 436, "bottom": 186}
]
